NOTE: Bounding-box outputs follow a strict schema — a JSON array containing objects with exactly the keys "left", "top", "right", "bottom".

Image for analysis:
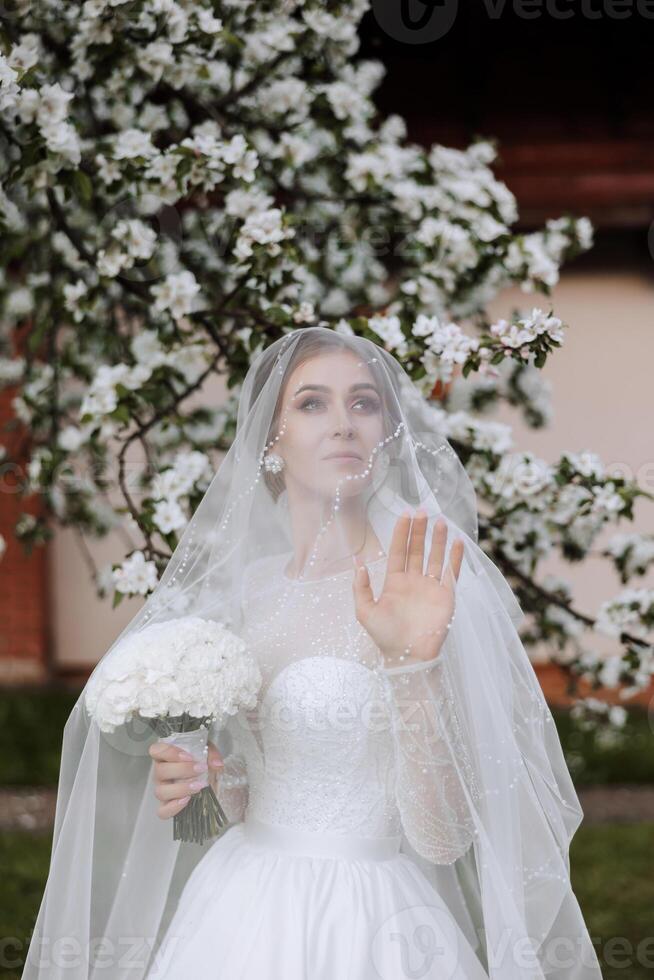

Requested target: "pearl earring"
[{"left": 263, "top": 452, "right": 285, "bottom": 474}]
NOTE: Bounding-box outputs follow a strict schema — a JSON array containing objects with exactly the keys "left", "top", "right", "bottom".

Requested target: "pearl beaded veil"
[{"left": 25, "top": 326, "right": 601, "bottom": 980}]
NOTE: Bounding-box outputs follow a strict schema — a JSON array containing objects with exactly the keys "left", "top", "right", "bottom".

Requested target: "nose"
[{"left": 332, "top": 404, "right": 356, "bottom": 438}]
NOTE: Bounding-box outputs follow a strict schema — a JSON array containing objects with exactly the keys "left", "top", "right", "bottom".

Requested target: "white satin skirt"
[{"left": 147, "top": 815, "right": 489, "bottom": 980}]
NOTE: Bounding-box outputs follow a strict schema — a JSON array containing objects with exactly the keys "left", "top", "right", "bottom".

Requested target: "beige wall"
[
  {"left": 51, "top": 268, "right": 654, "bottom": 667},
  {"left": 51, "top": 372, "right": 228, "bottom": 669},
  {"left": 487, "top": 267, "right": 654, "bottom": 661}
]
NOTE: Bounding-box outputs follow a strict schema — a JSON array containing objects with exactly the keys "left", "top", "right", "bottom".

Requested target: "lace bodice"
[
  {"left": 245, "top": 653, "right": 400, "bottom": 835},
  {"left": 212, "top": 552, "right": 477, "bottom": 864}
]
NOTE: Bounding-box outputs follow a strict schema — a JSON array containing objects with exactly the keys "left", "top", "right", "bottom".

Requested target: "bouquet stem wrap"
[{"left": 155, "top": 720, "right": 229, "bottom": 844}]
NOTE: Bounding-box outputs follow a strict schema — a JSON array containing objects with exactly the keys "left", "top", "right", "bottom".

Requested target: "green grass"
[
  {"left": 570, "top": 823, "right": 654, "bottom": 979},
  {"left": 554, "top": 706, "right": 654, "bottom": 786},
  {"left": 0, "top": 830, "right": 53, "bottom": 978},
  {"left": 2, "top": 825, "right": 653, "bottom": 977},
  {"left": 0, "top": 687, "right": 79, "bottom": 786}
]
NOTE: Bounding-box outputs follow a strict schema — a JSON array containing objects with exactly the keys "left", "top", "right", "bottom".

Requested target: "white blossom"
[
  {"left": 592, "top": 481, "right": 625, "bottom": 516},
  {"left": 594, "top": 588, "right": 654, "bottom": 641},
  {"left": 0, "top": 56, "right": 20, "bottom": 112},
  {"left": 367, "top": 314, "right": 407, "bottom": 356},
  {"left": 6, "top": 286, "right": 34, "bottom": 318},
  {"left": 113, "top": 128, "right": 158, "bottom": 160},
  {"left": 196, "top": 9, "right": 223, "bottom": 33},
  {"left": 8, "top": 33, "right": 41, "bottom": 74},
  {"left": 36, "top": 83, "right": 74, "bottom": 128},
  {"left": 112, "top": 551, "right": 159, "bottom": 596},
  {"left": 550, "top": 484, "right": 593, "bottom": 525},
  {"left": 605, "top": 533, "right": 654, "bottom": 578},
  {"left": 151, "top": 271, "right": 201, "bottom": 320},
  {"left": 96, "top": 244, "right": 128, "bottom": 278},
  {"left": 562, "top": 450, "right": 604, "bottom": 480},
  {"left": 486, "top": 452, "right": 554, "bottom": 506},
  {"left": 153, "top": 498, "right": 187, "bottom": 534},
  {"left": 417, "top": 317, "right": 479, "bottom": 384},
  {"left": 490, "top": 309, "right": 564, "bottom": 349},
  {"left": 63, "top": 279, "right": 89, "bottom": 322},
  {"left": 113, "top": 219, "right": 157, "bottom": 260},
  {"left": 0, "top": 357, "right": 25, "bottom": 384},
  {"left": 131, "top": 329, "right": 169, "bottom": 369},
  {"left": 40, "top": 120, "right": 82, "bottom": 166},
  {"left": 139, "top": 41, "right": 174, "bottom": 82},
  {"left": 445, "top": 413, "right": 513, "bottom": 455},
  {"left": 234, "top": 208, "right": 293, "bottom": 261},
  {"left": 80, "top": 362, "right": 151, "bottom": 419},
  {"left": 58, "top": 425, "right": 90, "bottom": 452},
  {"left": 151, "top": 450, "right": 213, "bottom": 500}
]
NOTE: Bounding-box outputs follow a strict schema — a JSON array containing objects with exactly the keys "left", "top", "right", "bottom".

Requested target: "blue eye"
[{"left": 299, "top": 397, "right": 323, "bottom": 411}]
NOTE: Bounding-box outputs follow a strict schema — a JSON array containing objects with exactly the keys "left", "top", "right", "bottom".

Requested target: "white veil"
[{"left": 24, "top": 326, "right": 602, "bottom": 979}]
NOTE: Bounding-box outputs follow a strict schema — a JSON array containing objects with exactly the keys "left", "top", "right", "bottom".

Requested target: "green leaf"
[
  {"left": 72, "top": 169, "right": 93, "bottom": 205},
  {"left": 27, "top": 319, "right": 49, "bottom": 353},
  {"left": 109, "top": 404, "right": 131, "bottom": 425}
]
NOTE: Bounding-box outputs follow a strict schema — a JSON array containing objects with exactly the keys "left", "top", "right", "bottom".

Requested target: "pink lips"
[{"left": 323, "top": 453, "right": 362, "bottom": 461}]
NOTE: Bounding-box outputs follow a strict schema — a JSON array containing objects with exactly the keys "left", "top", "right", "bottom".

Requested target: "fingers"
[
  {"left": 148, "top": 741, "right": 190, "bottom": 764},
  {"left": 352, "top": 558, "right": 375, "bottom": 618},
  {"left": 406, "top": 510, "right": 428, "bottom": 574},
  {"left": 153, "top": 758, "right": 199, "bottom": 781},
  {"left": 154, "top": 775, "right": 206, "bottom": 803},
  {"left": 150, "top": 738, "right": 221, "bottom": 820},
  {"left": 157, "top": 796, "right": 192, "bottom": 820},
  {"left": 388, "top": 511, "right": 453, "bottom": 580},
  {"left": 386, "top": 510, "right": 411, "bottom": 574},
  {"left": 425, "top": 517, "right": 447, "bottom": 579},
  {"left": 447, "top": 537, "right": 465, "bottom": 584},
  {"left": 207, "top": 742, "right": 225, "bottom": 770},
  {"left": 149, "top": 739, "right": 223, "bottom": 775},
  {"left": 149, "top": 741, "right": 198, "bottom": 782}
]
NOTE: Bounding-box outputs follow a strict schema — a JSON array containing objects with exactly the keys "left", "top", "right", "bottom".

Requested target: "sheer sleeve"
[
  {"left": 379, "top": 638, "right": 479, "bottom": 865},
  {"left": 210, "top": 717, "right": 249, "bottom": 825}
]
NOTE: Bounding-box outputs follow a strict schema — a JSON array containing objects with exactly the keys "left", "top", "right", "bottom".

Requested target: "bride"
[{"left": 25, "top": 326, "right": 603, "bottom": 980}]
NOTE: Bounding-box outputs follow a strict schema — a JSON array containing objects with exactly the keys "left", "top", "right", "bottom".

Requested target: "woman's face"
[{"left": 275, "top": 349, "right": 386, "bottom": 500}]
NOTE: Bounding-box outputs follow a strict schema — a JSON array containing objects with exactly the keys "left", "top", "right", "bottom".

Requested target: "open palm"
[{"left": 353, "top": 511, "right": 464, "bottom": 668}]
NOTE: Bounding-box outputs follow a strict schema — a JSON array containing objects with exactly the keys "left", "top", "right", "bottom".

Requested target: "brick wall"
[{"left": 0, "top": 383, "right": 50, "bottom": 685}]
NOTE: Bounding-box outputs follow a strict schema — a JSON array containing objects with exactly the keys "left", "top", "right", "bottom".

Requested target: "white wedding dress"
[{"left": 148, "top": 553, "right": 488, "bottom": 980}]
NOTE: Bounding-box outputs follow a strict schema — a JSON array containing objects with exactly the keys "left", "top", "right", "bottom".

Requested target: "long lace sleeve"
[
  {"left": 210, "top": 718, "right": 249, "bottom": 825},
  {"left": 379, "top": 639, "right": 479, "bottom": 865}
]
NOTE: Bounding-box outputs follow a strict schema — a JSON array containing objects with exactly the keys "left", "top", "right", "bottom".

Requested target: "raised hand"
[{"left": 353, "top": 511, "right": 464, "bottom": 668}]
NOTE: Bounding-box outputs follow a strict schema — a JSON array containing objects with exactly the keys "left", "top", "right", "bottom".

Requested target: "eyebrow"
[{"left": 293, "top": 383, "right": 380, "bottom": 397}]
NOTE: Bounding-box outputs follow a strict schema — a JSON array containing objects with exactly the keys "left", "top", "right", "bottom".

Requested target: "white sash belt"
[{"left": 242, "top": 815, "right": 402, "bottom": 861}]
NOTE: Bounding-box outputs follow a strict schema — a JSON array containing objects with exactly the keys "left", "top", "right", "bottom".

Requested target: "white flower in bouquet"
[
  {"left": 85, "top": 616, "right": 261, "bottom": 733},
  {"left": 84, "top": 616, "right": 262, "bottom": 843}
]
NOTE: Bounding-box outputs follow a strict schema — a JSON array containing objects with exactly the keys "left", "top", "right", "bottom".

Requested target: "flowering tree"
[{"left": 0, "top": 0, "right": 652, "bottom": 722}]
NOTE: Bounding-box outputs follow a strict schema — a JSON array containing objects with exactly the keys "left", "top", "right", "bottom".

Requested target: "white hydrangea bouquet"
[{"left": 84, "top": 616, "right": 262, "bottom": 844}]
